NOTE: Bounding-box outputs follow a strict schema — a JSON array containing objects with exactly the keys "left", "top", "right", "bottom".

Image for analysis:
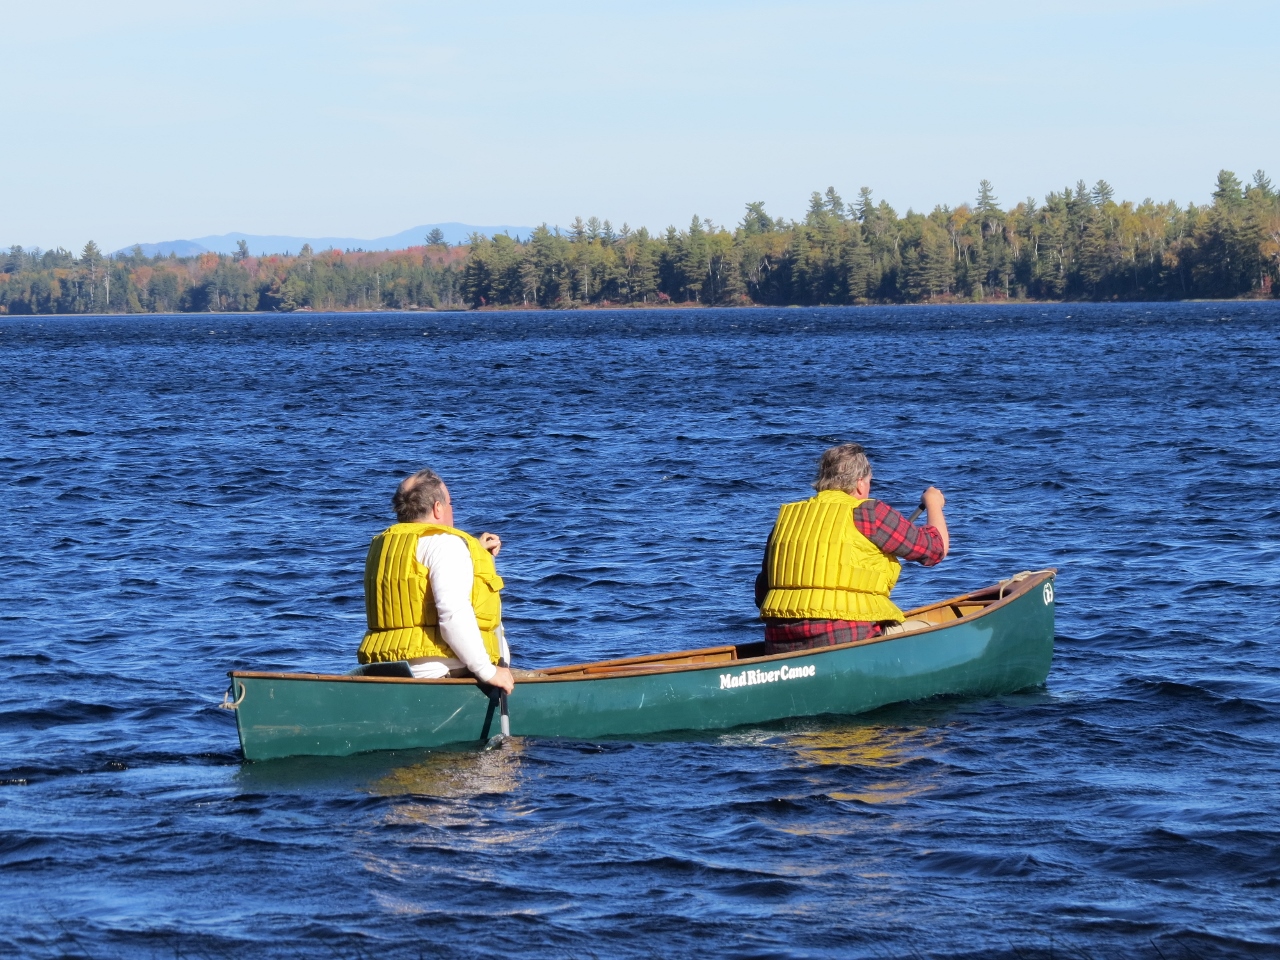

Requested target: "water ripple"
[{"left": 2, "top": 303, "right": 1279, "bottom": 958}]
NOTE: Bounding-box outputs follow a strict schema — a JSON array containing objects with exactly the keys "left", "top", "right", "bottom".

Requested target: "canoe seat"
[
  {"left": 346, "top": 661, "right": 415, "bottom": 678},
  {"left": 882, "top": 617, "right": 933, "bottom": 636}
]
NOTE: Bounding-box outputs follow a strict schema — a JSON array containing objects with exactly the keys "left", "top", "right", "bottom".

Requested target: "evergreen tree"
[
  {"left": 824, "top": 186, "right": 845, "bottom": 220},
  {"left": 624, "top": 227, "right": 659, "bottom": 303},
  {"left": 1213, "top": 170, "right": 1244, "bottom": 207},
  {"left": 805, "top": 191, "right": 828, "bottom": 227},
  {"left": 740, "top": 201, "right": 774, "bottom": 235},
  {"left": 675, "top": 216, "right": 709, "bottom": 302},
  {"left": 840, "top": 225, "right": 872, "bottom": 301},
  {"left": 4, "top": 169, "right": 1278, "bottom": 315},
  {"left": 856, "top": 187, "right": 875, "bottom": 222},
  {"left": 976, "top": 180, "right": 1000, "bottom": 217},
  {"left": 922, "top": 218, "right": 954, "bottom": 298}
]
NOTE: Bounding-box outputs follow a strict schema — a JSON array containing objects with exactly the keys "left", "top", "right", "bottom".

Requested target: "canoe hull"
[{"left": 230, "top": 572, "right": 1055, "bottom": 761}]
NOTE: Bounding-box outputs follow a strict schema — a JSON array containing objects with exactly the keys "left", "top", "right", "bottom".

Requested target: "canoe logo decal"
[
  {"left": 720, "top": 663, "right": 816, "bottom": 690},
  {"left": 1043, "top": 582, "right": 1054, "bottom": 605}
]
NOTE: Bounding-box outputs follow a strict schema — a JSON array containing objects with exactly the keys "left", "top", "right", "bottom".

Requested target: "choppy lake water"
[{"left": 2, "top": 303, "right": 1279, "bottom": 959}]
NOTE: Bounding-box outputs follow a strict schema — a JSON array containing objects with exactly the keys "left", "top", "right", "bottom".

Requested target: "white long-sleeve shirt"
[{"left": 409, "top": 533, "right": 501, "bottom": 683}]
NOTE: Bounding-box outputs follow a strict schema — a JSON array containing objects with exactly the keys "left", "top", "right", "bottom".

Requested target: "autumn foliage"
[{"left": 2, "top": 171, "right": 1277, "bottom": 314}]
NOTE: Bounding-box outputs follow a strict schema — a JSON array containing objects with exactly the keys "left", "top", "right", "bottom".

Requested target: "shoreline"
[{"left": 3, "top": 294, "right": 1275, "bottom": 320}]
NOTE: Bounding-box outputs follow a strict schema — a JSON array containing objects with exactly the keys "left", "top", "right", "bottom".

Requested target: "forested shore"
[{"left": 3, "top": 170, "right": 1277, "bottom": 315}]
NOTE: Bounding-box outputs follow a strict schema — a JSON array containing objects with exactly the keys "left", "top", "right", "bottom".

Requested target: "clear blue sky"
[{"left": 5, "top": 0, "right": 1276, "bottom": 252}]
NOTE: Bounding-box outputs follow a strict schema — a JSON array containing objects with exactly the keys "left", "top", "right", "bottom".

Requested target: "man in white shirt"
[{"left": 358, "top": 469, "right": 516, "bottom": 695}]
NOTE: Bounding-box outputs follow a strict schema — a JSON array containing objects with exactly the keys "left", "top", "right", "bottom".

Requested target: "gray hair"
[
  {"left": 813, "top": 443, "right": 871, "bottom": 492},
  {"left": 393, "top": 468, "right": 448, "bottom": 522}
]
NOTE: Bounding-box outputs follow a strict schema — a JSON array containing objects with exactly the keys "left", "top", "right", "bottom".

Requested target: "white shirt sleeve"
[{"left": 417, "top": 534, "right": 497, "bottom": 683}]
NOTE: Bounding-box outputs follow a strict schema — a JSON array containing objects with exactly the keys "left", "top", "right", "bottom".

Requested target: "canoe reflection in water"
[
  {"left": 367, "top": 740, "right": 526, "bottom": 800},
  {"left": 779, "top": 723, "right": 946, "bottom": 806}
]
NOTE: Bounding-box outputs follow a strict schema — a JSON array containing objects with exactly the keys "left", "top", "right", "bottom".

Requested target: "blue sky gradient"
[{"left": 5, "top": 0, "right": 1276, "bottom": 251}]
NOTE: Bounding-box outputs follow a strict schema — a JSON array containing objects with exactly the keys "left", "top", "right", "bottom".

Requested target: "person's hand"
[
  {"left": 479, "top": 532, "right": 502, "bottom": 556},
  {"left": 921, "top": 486, "right": 945, "bottom": 511},
  {"left": 488, "top": 666, "right": 515, "bottom": 694}
]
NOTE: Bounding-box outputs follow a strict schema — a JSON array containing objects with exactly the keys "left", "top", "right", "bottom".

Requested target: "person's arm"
[
  {"left": 754, "top": 534, "right": 772, "bottom": 608},
  {"left": 420, "top": 534, "right": 513, "bottom": 691},
  {"left": 921, "top": 486, "right": 948, "bottom": 559},
  {"left": 854, "top": 497, "right": 946, "bottom": 566}
]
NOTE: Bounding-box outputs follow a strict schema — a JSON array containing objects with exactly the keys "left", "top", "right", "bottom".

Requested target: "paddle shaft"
[
  {"left": 498, "top": 657, "right": 510, "bottom": 737},
  {"left": 908, "top": 503, "right": 925, "bottom": 523}
]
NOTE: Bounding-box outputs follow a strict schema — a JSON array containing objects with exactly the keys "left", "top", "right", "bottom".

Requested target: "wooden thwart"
[{"left": 547, "top": 645, "right": 740, "bottom": 678}]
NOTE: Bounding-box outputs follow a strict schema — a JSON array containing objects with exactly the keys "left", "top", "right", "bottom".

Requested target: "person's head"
[
  {"left": 393, "top": 468, "right": 453, "bottom": 526},
  {"left": 813, "top": 443, "right": 872, "bottom": 498}
]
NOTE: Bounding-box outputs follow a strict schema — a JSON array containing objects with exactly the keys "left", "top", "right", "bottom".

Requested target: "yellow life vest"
[
  {"left": 357, "top": 522, "right": 504, "bottom": 665},
  {"left": 759, "top": 489, "right": 905, "bottom": 624}
]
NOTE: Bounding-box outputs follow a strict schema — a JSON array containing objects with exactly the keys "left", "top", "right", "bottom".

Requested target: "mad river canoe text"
[{"left": 720, "top": 664, "right": 817, "bottom": 690}]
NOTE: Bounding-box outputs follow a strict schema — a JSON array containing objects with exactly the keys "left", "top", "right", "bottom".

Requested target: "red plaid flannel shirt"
[{"left": 756, "top": 499, "right": 944, "bottom": 653}]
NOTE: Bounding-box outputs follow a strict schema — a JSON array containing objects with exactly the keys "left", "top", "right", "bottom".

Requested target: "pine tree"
[
  {"left": 629, "top": 228, "right": 659, "bottom": 303},
  {"left": 676, "top": 216, "right": 709, "bottom": 302},
  {"left": 856, "top": 187, "right": 875, "bottom": 222},
  {"left": 740, "top": 202, "right": 774, "bottom": 235},
  {"left": 825, "top": 187, "right": 845, "bottom": 220},
  {"left": 1212, "top": 170, "right": 1244, "bottom": 207},
  {"left": 805, "top": 192, "right": 829, "bottom": 228},
  {"left": 923, "top": 220, "right": 954, "bottom": 298},
  {"left": 976, "top": 180, "right": 1000, "bottom": 217},
  {"left": 840, "top": 226, "right": 872, "bottom": 301}
]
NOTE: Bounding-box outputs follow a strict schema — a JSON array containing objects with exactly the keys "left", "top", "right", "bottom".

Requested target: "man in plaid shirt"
[{"left": 755, "top": 444, "right": 949, "bottom": 654}]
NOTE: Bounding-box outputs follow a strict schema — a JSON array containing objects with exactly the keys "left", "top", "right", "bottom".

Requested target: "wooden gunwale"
[{"left": 228, "top": 570, "right": 1054, "bottom": 687}]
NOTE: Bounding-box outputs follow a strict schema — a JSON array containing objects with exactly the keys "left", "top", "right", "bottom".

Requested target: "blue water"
[{"left": 2, "top": 303, "right": 1279, "bottom": 959}]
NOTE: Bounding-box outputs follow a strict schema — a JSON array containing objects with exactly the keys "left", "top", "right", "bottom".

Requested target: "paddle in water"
[{"left": 498, "top": 657, "right": 510, "bottom": 737}]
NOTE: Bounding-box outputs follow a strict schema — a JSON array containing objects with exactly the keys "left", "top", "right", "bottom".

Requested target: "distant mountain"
[
  {"left": 118, "top": 223, "right": 534, "bottom": 257},
  {"left": 129, "top": 239, "right": 211, "bottom": 257}
]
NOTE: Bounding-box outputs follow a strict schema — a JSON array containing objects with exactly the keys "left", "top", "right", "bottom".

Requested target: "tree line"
[{"left": 2, "top": 170, "right": 1276, "bottom": 315}]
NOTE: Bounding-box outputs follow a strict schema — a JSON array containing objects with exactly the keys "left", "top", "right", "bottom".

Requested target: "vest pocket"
[{"left": 476, "top": 570, "right": 505, "bottom": 591}]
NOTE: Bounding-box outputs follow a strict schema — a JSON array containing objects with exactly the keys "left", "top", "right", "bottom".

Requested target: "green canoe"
[{"left": 225, "top": 570, "right": 1055, "bottom": 761}]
